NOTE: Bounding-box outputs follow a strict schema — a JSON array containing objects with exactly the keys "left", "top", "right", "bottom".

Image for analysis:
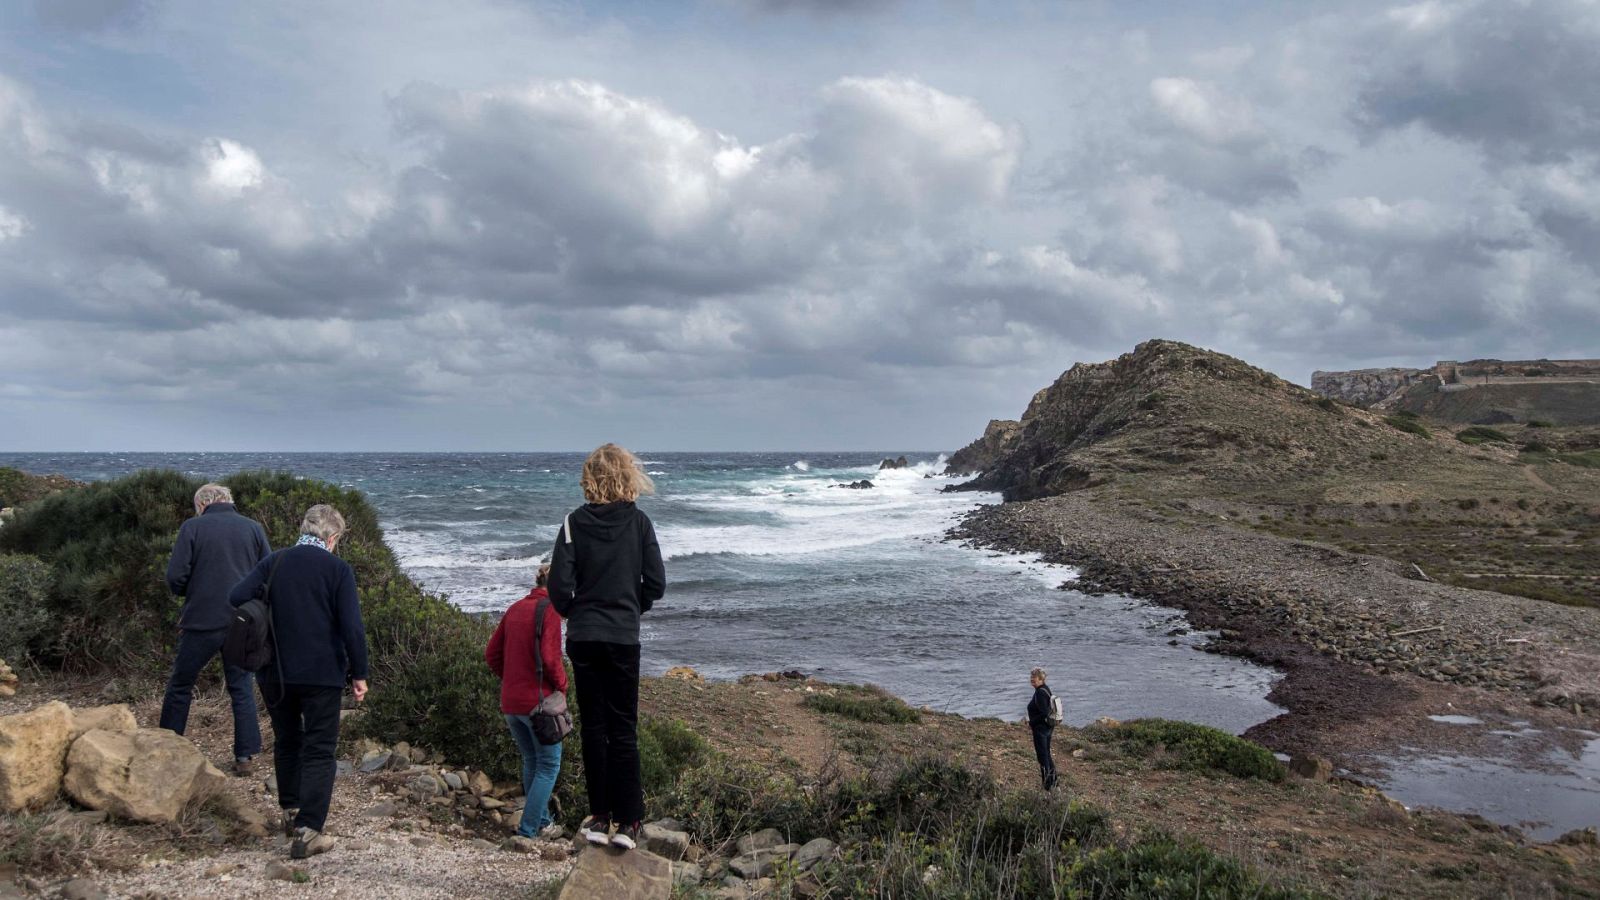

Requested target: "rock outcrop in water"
[{"left": 878, "top": 456, "right": 910, "bottom": 470}]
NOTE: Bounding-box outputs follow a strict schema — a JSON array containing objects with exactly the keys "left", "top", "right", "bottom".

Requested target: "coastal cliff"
[{"left": 942, "top": 419, "right": 1019, "bottom": 475}]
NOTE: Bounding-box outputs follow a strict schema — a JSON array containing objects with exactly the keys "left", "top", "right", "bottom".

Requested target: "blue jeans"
[
  {"left": 505, "top": 714, "right": 563, "bottom": 836},
  {"left": 159, "top": 627, "right": 262, "bottom": 760}
]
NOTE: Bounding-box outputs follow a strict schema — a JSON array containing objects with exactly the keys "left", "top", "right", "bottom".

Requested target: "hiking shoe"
[
  {"left": 578, "top": 816, "right": 611, "bottom": 846},
  {"left": 232, "top": 756, "right": 254, "bottom": 777},
  {"left": 290, "top": 827, "right": 336, "bottom": 859},
  {"left": 537, "top": 823, "right": 566, "bottom": 840},
  {"left": 610, "top": 821, "right": 641, "bottom": 851},
  {"left": 280, "top": 808, "right": 299, "bottom": 838}
]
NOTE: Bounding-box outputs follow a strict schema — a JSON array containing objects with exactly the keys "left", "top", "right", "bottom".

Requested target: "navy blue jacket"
[
  {"left": 229, "top": 544, "right": 369, "bottom": 687},
  {"left": 1027, "top": 685, "right": 1056, "bottom": 730},
  {"left": 549, "top": 501, "right": 665, "bottom": 645},
  {"left": 166, "top": 503, "right": 271, "bottom": 631}
]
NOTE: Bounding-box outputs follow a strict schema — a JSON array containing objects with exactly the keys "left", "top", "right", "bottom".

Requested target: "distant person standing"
[
  {"left": 161, "top": 483, "right": 271, "bottom": 776},
  {"left": 230, "top": 504, "right": 369, "bottom": 860},
  {"left": 549, "top": 444, "right": 666, "bottom": 851},
  {"left": 486, "top": 564, "right": 567, "bottom": 839},
  {"left": 1027, "top": 667, "right": 1059, "bottom": 790}
]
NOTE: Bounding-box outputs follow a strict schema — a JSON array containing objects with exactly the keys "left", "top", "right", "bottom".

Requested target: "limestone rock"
[
  {"left": 945, "top": 419, "right": 1022, "bottom": 475},
  {"left": 468, "top": 770, "right": 494, "bottom": 796},
  {"left": 1557, "top": 827, "right": 1598, "bottom": 846},
  {"left": 1289, "top": 755, "right": 1333, "bottom": 782},
  {"left": 68, "top": 705, "right": 137, "bottom": 740},
  {"left": 265, "top": 861, "right": 305, "bottom": 882},
  {"left": 729, "top": 844, "right": 799, "bottom": 879},
  {"left": 736, "top": 828, "right": 788, "bottom": 855},
  {"left": 357, "top": 749, "right": 392, "bottom": 773},
  {"left": 642, "top": 822, "right": 692, "bottom": 860},
  {"left": 671, "top": 862, "right": 704, "bottom": 885},
  {"left": 664, "top": 666, "right": 703, "bottom": 682},
  {"left": 501, "top": 836, "right": 539, "bottom": 854},
  {"left": 0, "top": 700, "right": 73, "bottom": 813},
  {"left": 793, "top": 837, "right": 836, "bottom": 871},
  {"left": 63, "top": 728, "right": 226, "bottom": 824},
  {"left": 557, "top": 845, "right": 673, "bottom": 900}
]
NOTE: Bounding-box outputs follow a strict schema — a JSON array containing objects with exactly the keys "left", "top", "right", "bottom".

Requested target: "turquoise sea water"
[{"left": 0, "top": 451, "right": 1282, "bottom": 730}]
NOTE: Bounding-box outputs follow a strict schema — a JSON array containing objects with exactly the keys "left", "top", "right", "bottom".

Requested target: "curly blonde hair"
[{"left": 580, "top": 443, "right": 655, "bottom": 504}]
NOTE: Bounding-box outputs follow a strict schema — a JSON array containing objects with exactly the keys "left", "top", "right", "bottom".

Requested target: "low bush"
[
  {"left": 1314, "top": 396, "right": 1340, "bottom": 413},
  {"left": 1090, "top": 719, "right": 1286, "bottom": 781},
  {"left": 1456, "top": 426, "right": 1511, "bottom": 445},
  {"left": 803, "top": 684, "right": 921, "bottom": 725},
  {"left": 0, "top": 807, "right": 103, "bottom": 874},
  {"left": 1384, "top": 416, "right": 1431, "bottom": 438},
  {"left": 1527, "top": 419, "right": 1554, "bottom": 428},
  {"left": 1071, "top": 834, "right": 1304, "bottom": 899},
  {"left": 0, "top": 553, "right": 52, "bottom": 664}
]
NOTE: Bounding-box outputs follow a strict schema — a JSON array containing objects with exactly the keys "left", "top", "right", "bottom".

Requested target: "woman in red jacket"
[{"left": 485, "top": 565, "right": 567, "bottom": 838}]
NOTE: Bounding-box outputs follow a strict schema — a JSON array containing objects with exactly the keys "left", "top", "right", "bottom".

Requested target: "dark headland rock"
[
  {"left": 878, "top": 456, "right": 910, "bottom": 470},
  {"left": 943, "top": 419, "right": 1020, "bottom": 475},
  {"left": 835, "top": 480, "right": 874, "bottom": 489}
]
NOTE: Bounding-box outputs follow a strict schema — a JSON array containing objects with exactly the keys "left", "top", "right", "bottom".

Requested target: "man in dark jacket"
[
  {"left": 161, "top": 483, "right": 271, "bottom": 775},
  {"left": 230, "top": 503, "right": 368, "bottom": 860},
  {"left": 1026, "top": 667, "right": 1058, "bottom": 790}
]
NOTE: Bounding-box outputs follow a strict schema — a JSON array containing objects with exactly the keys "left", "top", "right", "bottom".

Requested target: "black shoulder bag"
[
  {"left": 223, "top": 551, "right": 286, "bottom": 672},
  {"left": 530, "top": 597, "right": 574, "bottom": 745}
]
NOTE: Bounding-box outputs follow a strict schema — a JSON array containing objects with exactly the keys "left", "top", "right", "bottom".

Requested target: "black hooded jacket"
[{"left": 548, "top": 500, "right": 666, "bottom": 645}]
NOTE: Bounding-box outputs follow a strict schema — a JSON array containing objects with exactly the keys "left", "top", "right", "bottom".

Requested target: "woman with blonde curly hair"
[{"left": 549, "top": 443, "right": 665, "bottom": 850}]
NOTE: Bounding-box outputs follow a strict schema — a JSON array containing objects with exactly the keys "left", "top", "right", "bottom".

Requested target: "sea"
[{"left": 0, "top": 451, "right": 1281, "bottom": 731}]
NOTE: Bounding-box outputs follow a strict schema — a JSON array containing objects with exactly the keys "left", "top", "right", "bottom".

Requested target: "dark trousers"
[
  {"left": 1032, "top": 725, "right": 1057, "bottom": 789},
  {"left": 263, "top": 682, "right": 343, "bottom": 832},
  {"left": 159, "top": 627, "right": 262, "bottom": 760},
  {"left": 568, "top": 640, "right": 643, "bottom": 825}
]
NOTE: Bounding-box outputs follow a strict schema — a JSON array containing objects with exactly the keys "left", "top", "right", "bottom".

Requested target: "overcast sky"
[{"left": 2, "top": 0, "right": 1597, "bottom": 451}]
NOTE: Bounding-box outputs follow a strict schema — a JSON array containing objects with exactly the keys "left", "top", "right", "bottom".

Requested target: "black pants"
[
  {"left": 1032, "top": 725, "right": 1057, "bottom": 789},
  {"left": 263, "top": 682, "right": 343, "bottom": 832},
  {"left": 159, "top": 627, "right": 262, "bottom": 760},
  {"left": 568, "top": 640, "right": 643, "bottom": 825}
]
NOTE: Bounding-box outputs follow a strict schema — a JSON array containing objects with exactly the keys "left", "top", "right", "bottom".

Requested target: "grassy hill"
[{"left": 957, "top": 339, "right": 1600, "bottom": 608}]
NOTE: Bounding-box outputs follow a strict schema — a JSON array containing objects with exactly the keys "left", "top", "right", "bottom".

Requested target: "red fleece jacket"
[{"left": 485, "top": 586, "right": 568, "bottom": 715}]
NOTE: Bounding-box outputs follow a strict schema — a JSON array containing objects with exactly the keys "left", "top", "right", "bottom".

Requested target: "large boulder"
[
  {"left": 69, "top": 705, "right": 137, "bottom": 740},
  {"left": 558, "top": 845, "right": 672, "bottom": 900},
  {"left": 63, "top": 728, "right": 226, "bottom": 824},
  {"left": 0, "top": 700, "right": 73, "bottom": 813}
]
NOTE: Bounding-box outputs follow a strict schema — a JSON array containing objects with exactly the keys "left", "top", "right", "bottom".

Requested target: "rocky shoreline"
[{"left": 948, "top": 490, "right": 1600, "bottom": 762}]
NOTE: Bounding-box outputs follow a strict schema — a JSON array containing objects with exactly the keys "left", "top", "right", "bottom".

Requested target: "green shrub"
[
  {"left": 0, "top": 470, "right": 198, "bottom": 671},
  {"left": 0, "top": 553, "right": 52, "bottom": 664},
  {"left": 1521, "top": 441, "right": 1551, "bottom": 454},
  {"left": 1456, "top": 426, "right": 1511, "bottom": 445},
  {"left": 657, "top": 755, "right": 812, "bottom": 848},
  {"left": 1384, "top": 416, "right": 1431, "bottom": 438},
  {"left": 1314, "top": 396, "right": 1340, "bottom": 413},
  {"left": 1071, "top": 834, "right": 1304, "bottom": 899},
  {"left": 1527, "top": 419, "right": 1554, "bottom": 428},
  {"left": 802, "top": 684, "right": 921, "bottom": 725},
  {"left": 1092, "top": 719, "right": 1286, "bottom": 781},
  {"left": 1557, "top": 450, "right": 1600, "bottom": 469},
  {"left": 0, "top": 468, "right": 26, "bottom": 507}
]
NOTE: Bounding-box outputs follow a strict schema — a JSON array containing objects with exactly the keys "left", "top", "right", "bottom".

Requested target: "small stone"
[
  {"left": 792, "top": 837, "right": 836, "bottom": 871},
  {"left": 735, "top": 828, "right": 787, "bottom": 855},
  {"left": 729, "top": 845, "right": 799, "bottom": 879},
  {"left": 265, "top": 861, "right": 303, "bottom": 882},
  {"left": 468, "top": 770, "right": 494, "bottom": 796},
  {"left": 479, "top": 796, "right": 505, "bottom": 810},
  {"left": 443, "top": 772, "right": 464, "bottom": 791},
  {"left": 1289, "top": 755, "right": 1334, "bottom": 782},
  {"left": 672, "top": 862, "right": 704, "bottom": 885},
  {"left": 501, "top": 836, "right": 538, "bottom": 853},
  {"left": 335, "top": 760, "right": 353, "bottom": 778},
  {"left": 642, "top": 823, "right": 692, "bottom": 860},
  {"left": 409, "top": 836, "right": 433, "bottom": 848},
  {"left": 362, "top": 801, "right": 398, "bottom": 817},
  {"left": 61, "top": 879, "right": 107, "bottom": 900},
  {"left": 538, "top": 842, "right": 570, "bottom": 862},
  {"left": 470, "top": 838, "right": 497, "bottom": 851},
  {"left": 204, "top": 863, "right": 240, "bottom": 878},
  {"left": 358, "top": 750, "right": 392, "bottom": 773},
  {"left": 1071, "top": 748, "right": 1086, "bottom": 759}
]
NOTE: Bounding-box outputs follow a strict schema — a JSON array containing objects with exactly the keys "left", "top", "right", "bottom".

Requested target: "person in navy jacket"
[
  {"left": 162, "top": 483, "right": 271, "bottom": 775},
  {"left": 230, "top": 503, "right": 368, "bottom": 860}
]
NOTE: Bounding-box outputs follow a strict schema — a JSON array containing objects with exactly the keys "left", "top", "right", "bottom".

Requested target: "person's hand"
[{"left": 352, "top": 679, "right": 369, "bottom": 703}]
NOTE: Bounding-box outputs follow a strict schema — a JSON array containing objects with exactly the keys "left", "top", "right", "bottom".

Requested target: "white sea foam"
[{"left": 790, "top": 460, "right": 811, "bottom": 472}]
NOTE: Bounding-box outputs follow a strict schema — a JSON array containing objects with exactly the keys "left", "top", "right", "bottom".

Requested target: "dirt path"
[{"left": 1524, "top": 466, "right": 1557, "bottom": 493}]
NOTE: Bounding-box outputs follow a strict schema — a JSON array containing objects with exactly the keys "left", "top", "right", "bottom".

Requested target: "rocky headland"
[{"left": 945, "top": 338, "right": 1600, "bottom": 771}]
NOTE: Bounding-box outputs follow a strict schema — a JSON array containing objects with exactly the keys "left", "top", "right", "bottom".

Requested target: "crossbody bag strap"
[{"left": 532, "top": 596, "right": 550, "bottom": 707}]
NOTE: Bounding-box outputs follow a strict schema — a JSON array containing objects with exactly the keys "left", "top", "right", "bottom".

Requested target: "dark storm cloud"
[
  {"left": 2, "top": 0, "right": 1599, "bottom": 450},
  {"left": 1351, "top": 0, "right": 1600, "bottom": 161}
]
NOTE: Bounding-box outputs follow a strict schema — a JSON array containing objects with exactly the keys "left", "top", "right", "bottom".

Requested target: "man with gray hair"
[{"left": 161, "top": 483, "right": 272, "bottom": 775}]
